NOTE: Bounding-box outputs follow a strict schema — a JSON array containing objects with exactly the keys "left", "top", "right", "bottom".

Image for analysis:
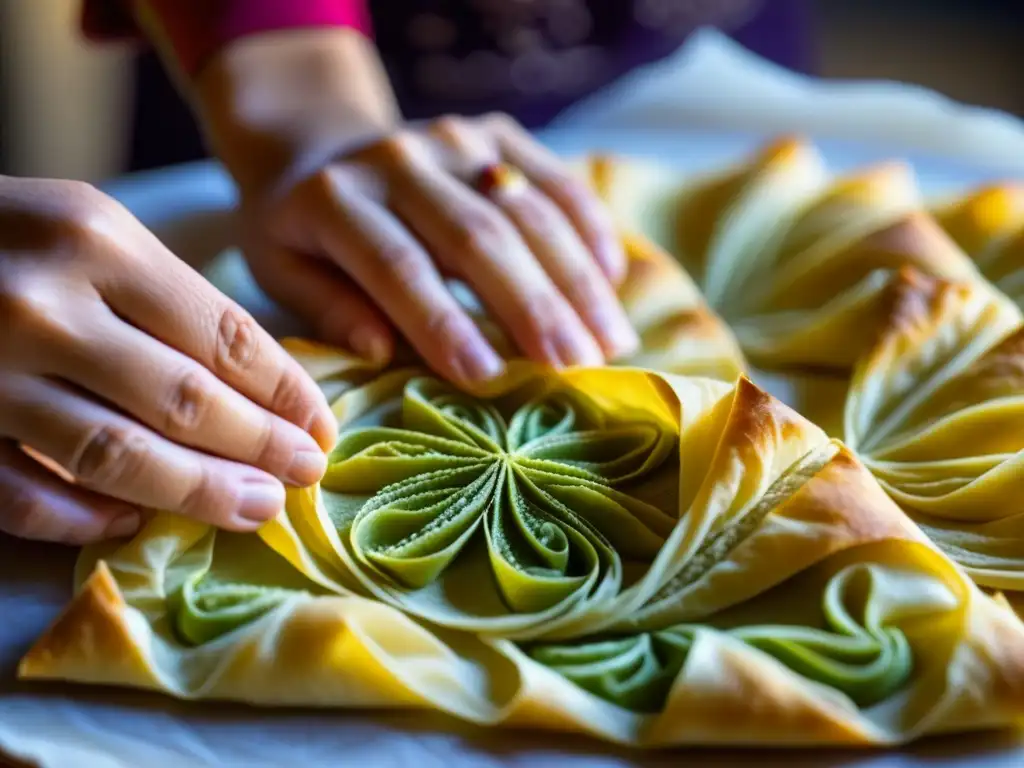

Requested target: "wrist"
[{"left": 194, "top": 27, "right": 400, "bottom": 200}]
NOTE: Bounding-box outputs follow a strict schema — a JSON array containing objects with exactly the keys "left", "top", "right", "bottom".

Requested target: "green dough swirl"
[
  {"left": 172, "top": 572, "right": 296, "bottom": 646},
  {"left": 530, "top": 565, "right": 914, "bottom": 711},
  {"left": 323, "top": 377, "right": 676, "bottom": 614}
]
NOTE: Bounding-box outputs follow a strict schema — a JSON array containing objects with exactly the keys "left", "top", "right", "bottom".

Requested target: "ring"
[{"left": 474, "top": 163, "right": 528, "bottom": 198}]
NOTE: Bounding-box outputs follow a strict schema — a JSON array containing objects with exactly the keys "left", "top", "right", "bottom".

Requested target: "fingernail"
[
  {"left": 238, "top": 477, "right": 286, "bottom": 524},
  {"left": 552, "top": 328, "right": 605, "bottom": 368},
  {"left": 454, "top": 340, "right": 505, "bottom": 383},
  {"left": 310, "top": 408, "right": 339, "bottom": 453},
  {"left": 597, "top": 241, "right": 627, "bottom": 284},
  {"left": 286, "top": 449, "right": 328, "bottom": 486},
  {"left": 350, "top": 327, "right": 392, "bottom": 365},
  {"left": 598, "top": 315, "right": 640, "bottom": 360},
  {"left": 103, "top": 511, "right": 140, "bottom": 539}
]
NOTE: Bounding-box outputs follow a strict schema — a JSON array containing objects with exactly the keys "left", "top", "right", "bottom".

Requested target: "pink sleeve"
[{"left": 82, "top": 0, "right": 373, "bottom": 76}]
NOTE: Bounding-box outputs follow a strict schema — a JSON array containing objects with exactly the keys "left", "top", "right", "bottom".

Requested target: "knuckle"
[
  {"left": 253, "top": 415, "right": 292, "bottom": 472},
  {"left": 0, "top": 284, "right": 41, "bottom": 340},
  {"left": 0, "top": 278, "right": 70, "bottom": 353},
  {"left": 59, "top": 184, "right": 122, "bottom": 249},
  {"left": 515, "top": 189, "right": 561, "bottom": 232},
  {"left": 3, "top": 484, "right": 51, "bottom": 541},
  {"left": 72, "top": 425, "right": 148, "bottom": 489},
  {"left": 482, "top": 111, "right": 519, "bottom": 135},
  {"left": 270, "top": 370, "right": 315, "bottom": 429},
  {"left": 424, "top": 308, "right": 475, "bottom": 353},
  {"left": 377, "top": 130, "right": 420, "bottom": 167},
  {"left": 178, "top": 464, "right": 235, "bottom": 521},
  {"left": 518, "top": 292, "right": 564, "bottom": 336},
  {"left": 163, "top": 369, "right": 213, "bottom": 436},
  {"left": 371, "top": 242, "right": 431, "bottom": 289},
  {"left": 452, "top": 208, "right": 509, "bottom": 256},
  {"left": 545, "top": 173, "right": 589, "bottom": 208},
  {"left": 303, "top": 165, "right": 344, "bottom": 202},
  {"left": 53, "top": 179, "right": 107, "bottom": 216},
  {"left": 569, "top": 269, "right": 607, "bottom": 308},
  {"left": 58, "top": 178, "right": 104, "bottom": 203},
  {"left": 215, "top": 305, "right": 260, "bottom": 373},
  {"left": 433, "top": 114, "right": 469, "bottom": 141}
]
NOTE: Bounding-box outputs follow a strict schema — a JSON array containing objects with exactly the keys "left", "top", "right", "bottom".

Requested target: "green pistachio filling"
[
  {"left": 168, "top": 379, "right": 915, "bottom": 715},
  {"left": 530, "top": 564, "right": 913, "bottom": 711},
  {"left": 172, "top": 572, "right": 297, "bottom": 646},
  {"left": 323, "top": 378, "right": 676, "bottom": 613}
]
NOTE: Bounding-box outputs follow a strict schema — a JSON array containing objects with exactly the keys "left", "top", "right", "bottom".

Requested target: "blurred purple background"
[{"left": 1, "top": 0, "right": 1023, "bottom": 183}]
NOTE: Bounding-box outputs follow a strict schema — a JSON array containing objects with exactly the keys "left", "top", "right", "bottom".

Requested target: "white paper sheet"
[
  {"left": 6, "top": 30, "right": 1024, "bottom": 768},
  {"left": 551, "top": 29, "right": 1024, "bottom": 175}
]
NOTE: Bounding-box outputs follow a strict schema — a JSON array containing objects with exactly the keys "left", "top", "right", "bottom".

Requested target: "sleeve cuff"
[{"left": 131, "top": 0, "right": 374, "bottom": 77}]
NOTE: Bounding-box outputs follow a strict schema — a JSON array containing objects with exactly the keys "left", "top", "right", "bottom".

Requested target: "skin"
[
  {"left": 192, "top": 28, "right": 639, "bottom": 385},
  {"left": 0, "top": 26, "right": 635, "bottom": 544},
  {"left": 0, "top": 176, "right": 335, "bottom": 543}
]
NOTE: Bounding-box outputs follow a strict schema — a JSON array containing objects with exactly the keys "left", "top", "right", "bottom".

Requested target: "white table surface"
[{"left": 3, "top": 126, "right": 1024, "bottom": 768}]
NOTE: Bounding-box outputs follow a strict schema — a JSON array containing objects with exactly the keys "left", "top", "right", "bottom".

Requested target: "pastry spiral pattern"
[
  {"left": 20, "top": 139, "right": 1024, "bottom": 749},
  {"left": 845, "top": 268, "right": 1024, "bottom": 592},
  {"left": 22, "top": 352, "right": 1024, "bottom": 747},
  {"left": 579, "top": 137, "right": 980, "bottom": 370}
]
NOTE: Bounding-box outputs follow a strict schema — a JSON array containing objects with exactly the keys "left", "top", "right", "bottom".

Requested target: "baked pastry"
[
  {"left": 844, "top": 268, "right": 1024, "bottom": 593},
  {"left": 934, "top": 182, "right": 1024, "bottom": 307},
  {"left": 20, "top": 138, "right": 1024, "bottom": 747},
  {"left": 578, "top": 138, "right": 981, "bottom": 370},
  {"left": 20, "top": 349, "right": 1024, "bottom": 746}
]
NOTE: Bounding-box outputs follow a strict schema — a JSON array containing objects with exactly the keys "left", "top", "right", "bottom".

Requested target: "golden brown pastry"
[
  {"left": 21, "top": 348, "right": 1024, "bottom": 746},
  {"left": 844, "top": 268, "right": 1024, "bottom": 594},
  {"left": 578, "top": 138, "right": 981, "bottom": 370},
  {"left": 934, "top": 182, "right": 1024, "bottom": 307}
]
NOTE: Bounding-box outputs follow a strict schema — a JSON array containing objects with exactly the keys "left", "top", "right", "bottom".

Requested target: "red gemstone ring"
[{"left": 474, "top": 163, "right": 528, "bottom": 198}]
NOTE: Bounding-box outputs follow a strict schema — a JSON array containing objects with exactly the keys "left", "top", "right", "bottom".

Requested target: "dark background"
[{"left": 0, "top": 0, "right": 1022, "bottom": 182}]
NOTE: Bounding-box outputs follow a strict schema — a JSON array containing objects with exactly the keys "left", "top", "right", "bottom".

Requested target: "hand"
[
  {"left": 194, "top": 31, "right": 638, "bottom": 387},
  {"left": 0, "top": 176, "right": 336, "bottom": 544},
  {"left": 243, "top": 114, "right": 639, "bottom": 384}
]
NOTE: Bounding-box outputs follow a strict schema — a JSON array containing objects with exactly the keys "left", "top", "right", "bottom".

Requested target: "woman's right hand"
[
  {"left": 195, "top": 29, "right": 640, "bottom": 387},
  {"left": 0, "top": 175, "right": 336, "bottom": 545}
]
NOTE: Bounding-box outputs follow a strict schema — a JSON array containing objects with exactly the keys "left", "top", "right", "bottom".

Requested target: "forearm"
[
  {"left": 117, "top": 1, "right": 400, "bottom": 196},
  {"left": 194, "top": 28, "right": 399, "bottom": 197}
]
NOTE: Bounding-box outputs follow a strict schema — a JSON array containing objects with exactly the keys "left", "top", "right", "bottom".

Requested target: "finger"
[
  {"left": 0, "top": 440, "right": 141, "bottom": 545},
  {"left": 381, "top": 140, "right": 605, "bottom": 368},
  {"left": 42, "top": 301, "right": 327, "bottom": 487},
  {"left": 85, "top": 209, "right": 336, "bottom": 451},
  {"left": 430, "top": 119, "right": 637, "bottom": 359},
  {"left": 488, "top": 177, "right": 639, "bottom": 359},
  {"left": 246, "top": 244, "right": 395, "bottom": 364},
  {"left": 484, "top": 113, "right": 626, "bottom": 284},
  {"left": 0, "top": 374, "right": 286, "bottom": 530},
  {"left": 301, "top": 169, "right": 506, "bottom": 385}
]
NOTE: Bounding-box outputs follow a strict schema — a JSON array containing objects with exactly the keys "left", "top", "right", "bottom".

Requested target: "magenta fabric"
[
  {"left": 83, "top": 0, "right": 372, "bottom": 75},
  {"left": 82, "top": 1, "right": 817, "bottom": 170}
]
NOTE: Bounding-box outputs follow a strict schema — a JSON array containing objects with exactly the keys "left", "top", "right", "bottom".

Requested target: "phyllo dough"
[
  {"left": 934, "top": 182, "right": 1024, "bottom": 308},
  {"left": 20, "top": 351, "right": 1024, "bottom": 747},
  {"left": 845, "top": 268, "right": 1024, "bottom": 594},
  {"left": 577, "top": 138, "right": 981, "bottom": 370}
]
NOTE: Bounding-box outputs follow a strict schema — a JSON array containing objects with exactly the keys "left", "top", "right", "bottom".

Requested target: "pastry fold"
[
  {"left": 934, "top": 183, "right": 1024, "bottom": 308},
  {"left": 845, "top": 268, "right": 1024, "bottom": 594},
  {"left": 21, "top": 351, "right": 1024, "bottom": 747},
  {"left": 578, "top": 139, "right": 981, "bottom": 370}
]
